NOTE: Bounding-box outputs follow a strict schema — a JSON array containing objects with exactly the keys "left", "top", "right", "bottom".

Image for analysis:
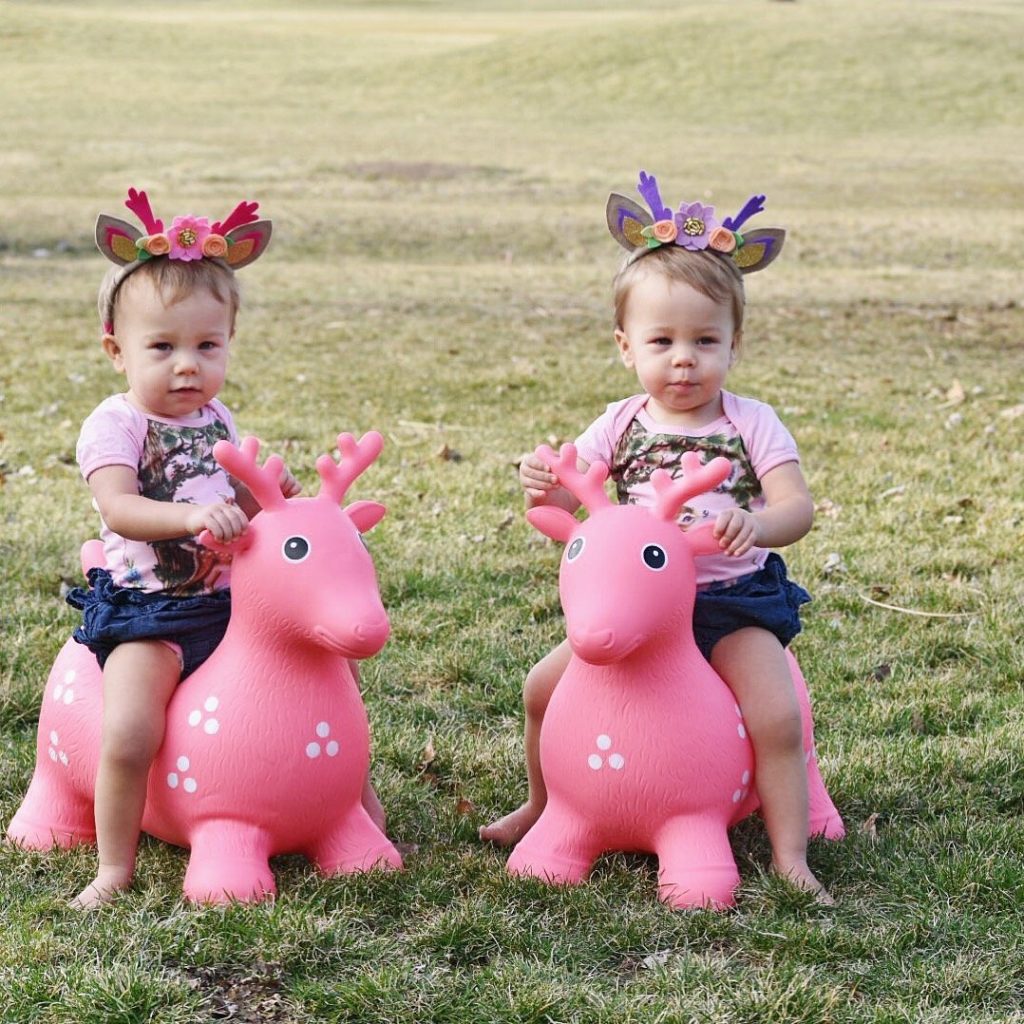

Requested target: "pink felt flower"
[
  {"left": 168, "top": 216, "right": 211, "bottom": 261},
  {"left": 708, "top": 226, "right": 737, "bottom": 253},
  {"left": 674, "top": 201, "right": 718, "bottom": 250},
  {"left": 202, "top": 233, "right": 228, "bottom": 258}
]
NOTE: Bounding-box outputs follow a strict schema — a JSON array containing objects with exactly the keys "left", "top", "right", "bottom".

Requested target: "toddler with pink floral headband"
[
  {"left": 63, "top": 188, "right": 301, "bottom": 907},
  {"left": 483, "top": 171, "right": 833, "bottom": 904}
]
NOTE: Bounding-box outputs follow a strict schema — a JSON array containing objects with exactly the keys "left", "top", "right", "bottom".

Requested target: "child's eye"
[
  {"left": 697, "top": 336, "right": 719, "bottom": 346},
  {"left": 151, "top": 342, "right": 172, "bottom": 352},
  {"left": 651, "top": 336, "right": 672, "bottom": 347},
  {"left": 199, "top": 341, "right": 220, "bottom": 350}
]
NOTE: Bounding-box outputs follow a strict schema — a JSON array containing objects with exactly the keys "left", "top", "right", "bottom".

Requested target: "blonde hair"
[
  {"left": 99, "top": 258, "right": 241, "bottom": 334},
  {"left": 612, "top": 246, "right": 745, "bottom": 336}
]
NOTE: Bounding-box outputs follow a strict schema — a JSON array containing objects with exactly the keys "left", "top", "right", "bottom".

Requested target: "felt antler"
[
  {"left": 212, "top": 201, "right": 260, "bottom": 236},
  {"left": 214, "top": 437, "right": 289, "bottom": 512},
  {"left": 637, "top": 170, "right": 672, "bottom": 221},
  {"left": 316, "top": 432, "right": 385, "bottom": 505},
  {"left": 124, "top": 188, "right": 164, "bottom": 234},
  {"left": 534, "top": 443, "right": 612, "bottom": 513},
  {"left": 722, "top": 194, "right": 765, "bottom": 233},
  {"left": 650, "top": 451, "right": 732, "bottom": 522}
]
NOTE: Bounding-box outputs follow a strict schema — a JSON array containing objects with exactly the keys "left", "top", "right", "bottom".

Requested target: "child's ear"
[
  {"left": 729, "top": 330, "right": 743, "bottom": 367},
  {"left": 102, "top": 334, "right": 125, "bottom": 372},
  {"left": 614, "top": 328, "right": 635, "bottom": 369}
]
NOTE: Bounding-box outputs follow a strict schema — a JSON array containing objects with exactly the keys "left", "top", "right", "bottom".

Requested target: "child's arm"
[
  {"left": 88, "top": 466, "right": 249, "bottom": 543},
  {"left": 713, "top": 461, "right": 814, "bottom": 557},
  {"left": 520, "top": 452, "right": 585, "bottom": 513}
]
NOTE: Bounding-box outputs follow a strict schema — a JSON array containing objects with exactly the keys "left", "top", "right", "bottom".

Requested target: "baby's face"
[
  {"left": 614, "top": 270, "right": 738, "bottom": 430},
  {"left": 103, "top": 275, "right": 233, "bottom": 419}
]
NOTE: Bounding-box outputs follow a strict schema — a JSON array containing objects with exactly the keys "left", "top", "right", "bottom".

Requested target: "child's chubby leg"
[
  {"left": 348, "top": 659, "right": 387, "bottom": 833},
  {"left": 711, "top": 627, "right": 834, "bottom": 905},
  {"left": 70, "top": 640, "right": 180, "bottom": 909},
  {"left": 480, "top": 638, "right": 572, "bottom": 847}
]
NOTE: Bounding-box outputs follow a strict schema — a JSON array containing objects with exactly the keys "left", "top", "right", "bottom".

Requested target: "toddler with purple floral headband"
[{"left": 482, "top": 171, "right": 833, "bottom": 903}]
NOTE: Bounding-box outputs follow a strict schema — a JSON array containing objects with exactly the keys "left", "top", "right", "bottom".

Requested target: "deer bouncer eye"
[
  {"left": 642, "top": 544, "right": 667, "bottom": 571},
  {"left": 566, "top": 537, "right": 585, "bottom": 562},
  {"left": 282, "top": 535, "right": 311, "bottom": 563}
]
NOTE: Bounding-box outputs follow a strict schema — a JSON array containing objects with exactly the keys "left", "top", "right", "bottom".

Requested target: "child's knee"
[
  {"left": 101, "top": 717, "right": 164, "bottom": 771},
  {"left": 749, "top": 700, "right": 804, "bottom": 755},
  {"left": 523, "top": 660, "right": 559, "bottom": 718}
]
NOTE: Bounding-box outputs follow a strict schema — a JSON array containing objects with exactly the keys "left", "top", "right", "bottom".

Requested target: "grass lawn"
[{"left": 1, "top": 1, "right": 1022, "bottom": 1021}]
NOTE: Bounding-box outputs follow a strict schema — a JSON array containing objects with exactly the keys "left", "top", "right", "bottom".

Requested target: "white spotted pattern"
[
  {"left": 187, "top": 697, "right": 220, "bottom": 735},
  {"left": 587, "top": 733, "right": 625, "bottom": 772},
  {"left": 306, "top": 721, "right": 341, "bottom": 760},
  {"left": 167, "top": 754, "right": 198, "bottom": 794},
  {"left": 47, "top": 730, "right": 70, "bottom": 769}
]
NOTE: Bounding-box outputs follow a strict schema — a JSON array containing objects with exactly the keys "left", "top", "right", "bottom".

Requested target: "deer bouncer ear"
[
  {"left": 347, "top": 500, "right": 387, "bottom": 534},
  {"left": 527, "top": 505, "right": 579, "bottom": 543}
]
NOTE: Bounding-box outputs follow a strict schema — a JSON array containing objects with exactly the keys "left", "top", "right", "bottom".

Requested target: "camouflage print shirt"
[
  {"left": 574, "top": 391, "right": 800, "bottom": 586},
  {"left": 76, "top": 394, "right": 239, "bottom": 595}
]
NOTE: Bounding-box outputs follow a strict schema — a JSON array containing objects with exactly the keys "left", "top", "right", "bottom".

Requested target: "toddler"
[
  {"left": 66, "top": 189, "right": 296, "bottom": 907},
  {"left": 482, "top": 172, "right": 832, "bottom": 902}
]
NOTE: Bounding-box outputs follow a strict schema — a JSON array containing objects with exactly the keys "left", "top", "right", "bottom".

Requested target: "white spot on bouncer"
[
  {"left": 742, "top": 770, "right": 750, "bottom": 785},
  {"left": 53, "top": 685, "right": 64, "bottom": 701},
  {"left": 326, "top": 741, "right": 339, "bottom": 757},
  {"left": 307, "top": 742, "right": 321, "bottom": 759},
  {"left": 735, "top": 704, "right": 742, "bottom": 717},
  {"left": 183, "top": 777, "right": 197, "bottom": 794},
  {"left": 49, "top": 730, "right": 58, "bottom": 745},
  {"left": 59, "top": 751, "right": 69, "bottom": 766},
  {"left": 64, "top": 669, "right": 76, "bottom": 684},
  {"left": 203, "top": 718, "right": 219, "bottom": 735},
  {"left": 177, "top": 756, "right": 190, "bottom": 771},
  {"left": 596, "top": 734, "right": 611, "bottom": 750},
  {"left": 588, "top": 754, "right": 603, "bottom": 770},
  {"left": 317, "top": 721, "right": 330, "bottom": 738},
  {"left": 204, "top": 696, "right": 219, "bottom": 712},
  {"left": 732, "top": 789, "right": 742, "bottom": 803},
  {"left": 49, "top": 748, "right": 58, "bottom": 762},
  {"left": 167, "top": 773, "right": 179, "bottom": 788},
  {"left": 188, "top": 710, "right": 202, "bottom": 727},
  {"left": 608, "top": 753, "right": 625, "bottom": 770},
  {"left": 62, "top": 689, "right": 74, "bottom": 705},
  {"left": 737, "top": 723, "right": 747, "bottom": 739}
]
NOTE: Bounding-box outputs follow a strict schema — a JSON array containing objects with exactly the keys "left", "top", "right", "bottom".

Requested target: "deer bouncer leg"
[
  {"left": 654, "top": 815, "right": 741, "bottom": 910},
  {"left": 507, "top": 800, "right": 604, "bottom": 886},
  {"left": 183, "top": 820, "right": 277, "bottom": 904},
  {"left": 307, "top": 802, "right": 402, "bottom": 877}
]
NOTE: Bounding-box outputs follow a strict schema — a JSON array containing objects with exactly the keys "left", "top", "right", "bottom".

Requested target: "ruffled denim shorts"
[
  {"left": 692, "top": 552, "right": 811, "bottom": 662},
  {"left": 66, "top": 568, "right": 231, "bottom": 680}
]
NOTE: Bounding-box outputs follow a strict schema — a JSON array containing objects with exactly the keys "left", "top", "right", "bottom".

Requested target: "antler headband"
[
  {"left": 606, "top": 170, "right": 784, "bottom": 274},
  {"left": 96, "top": 188, "right": 273, "bottom": 331}
]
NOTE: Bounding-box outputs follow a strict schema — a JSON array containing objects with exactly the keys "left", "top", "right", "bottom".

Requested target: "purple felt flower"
[{"left": 673, "top": 201, "right": 719, "bottom": 251}]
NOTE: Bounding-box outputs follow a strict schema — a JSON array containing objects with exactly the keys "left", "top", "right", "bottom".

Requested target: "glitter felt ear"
[{"left": 606, "top": 170, "right": 786, "bottom": 275}]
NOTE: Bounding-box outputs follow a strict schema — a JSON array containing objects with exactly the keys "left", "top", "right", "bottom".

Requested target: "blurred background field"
[{"left": 1, "top": 2, "right": 1022, "bottom": 1022}]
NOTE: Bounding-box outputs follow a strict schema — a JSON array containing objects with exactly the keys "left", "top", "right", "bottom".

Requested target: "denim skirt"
[
  {"left": 692, "top": 552, "right": 811, "bottom": 662},
  {"left": 66, "top": 568, "right": 231, "bottom": 679}
]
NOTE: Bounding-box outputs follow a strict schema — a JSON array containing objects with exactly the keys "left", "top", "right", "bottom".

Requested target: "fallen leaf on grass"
[
  {"left": 822, "top": 552, "right": 846, "bottom": 575},
  {"left": 859, "top": 813, "right": 880, "bottom": 840},
  {"left": 455, "top": 798, "right": 475, "bottom": 816},
  {"left": 870, "top": 663, "right": 892, "bottom": 682},
  {"left": 436, "top": 443, "right": 463, "bottom": 463}
]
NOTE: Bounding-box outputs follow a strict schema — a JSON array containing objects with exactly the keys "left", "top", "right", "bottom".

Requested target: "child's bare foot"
[
  {"left": 479, "top": 801, "right": 543, "bottom": 847},
  {"left": 772, "top": 858, "right": 835, "bottom": 905},
  {"left": 362, "top": 777, "right": 387, "bottom": 833},
  {"left": 70, "top": 866, "right": 133, "bottom": 910}
]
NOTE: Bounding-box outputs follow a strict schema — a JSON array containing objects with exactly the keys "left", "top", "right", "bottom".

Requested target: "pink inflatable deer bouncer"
[
  {"left": 7, "top": 432, "right": 403, "bottom": 903},
  {"left": 507, "top": 445, "right": 844, "bottom": 909}
]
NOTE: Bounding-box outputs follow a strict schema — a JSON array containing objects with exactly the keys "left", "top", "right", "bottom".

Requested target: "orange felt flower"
[
  {"left": 202, "top": 234, "right": 228, "bottom": 258},
  {"left": 708, "top": 227, "right": 737, "bottom": 253},
  {"left": 142, "top": 233, "right": 171, "bottom": 256},
  {"left": 651, "top": 219, "right": 678, "bottom": 244}
]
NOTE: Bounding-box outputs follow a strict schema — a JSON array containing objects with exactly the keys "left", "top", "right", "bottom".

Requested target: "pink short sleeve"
[
  {"left": 723, "top": 392, "right": 799, "bottom": 478},
  {"left": 76, "top": 397, "right": 146, "bottom": 481},
  {"left": 575, "top": 395, "right": 649, "bottom": 468}
]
